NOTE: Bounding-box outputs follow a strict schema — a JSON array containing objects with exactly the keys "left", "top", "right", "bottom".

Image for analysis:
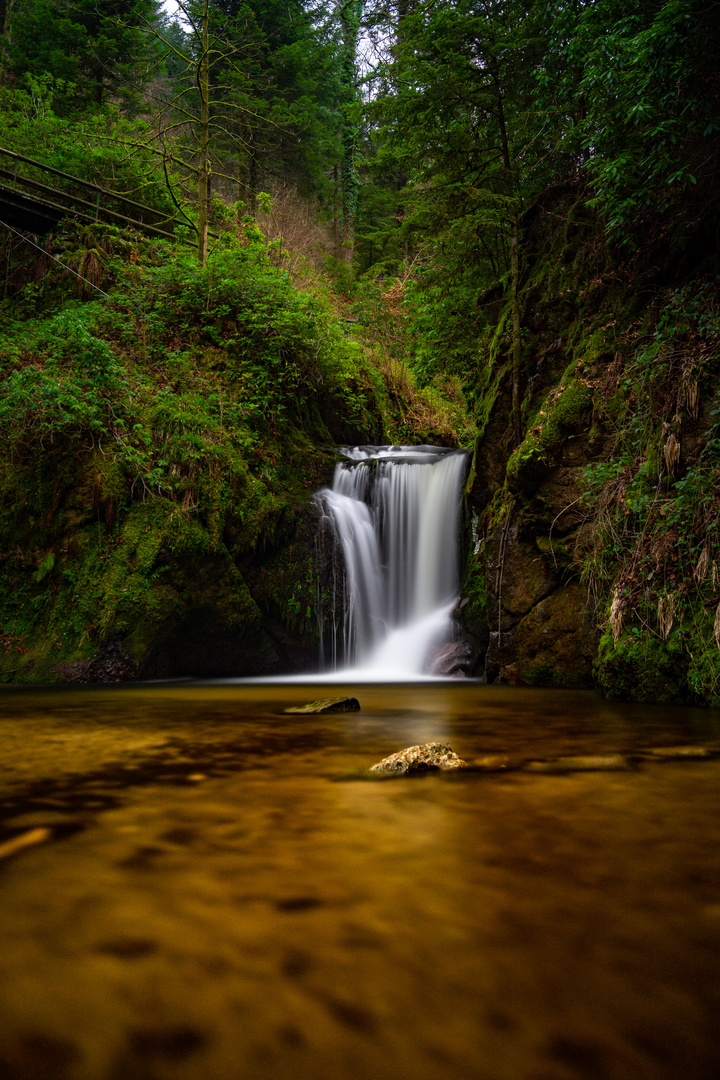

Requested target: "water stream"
[
  {"left": 314, "top": 446, "right": 471, "bottom": 678},
  {"left": 0, "top": 681, "right": 719, "bottom": 1080}
]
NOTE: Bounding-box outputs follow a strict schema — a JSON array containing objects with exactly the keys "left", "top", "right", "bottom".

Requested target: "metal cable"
[{"left": 0, "top": 216, "right": 111, "bottom": 298}]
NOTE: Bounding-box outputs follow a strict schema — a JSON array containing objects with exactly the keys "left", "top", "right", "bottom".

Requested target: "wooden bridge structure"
[{"left": 0, "top": 146, "right": 181, "bottom": 241}]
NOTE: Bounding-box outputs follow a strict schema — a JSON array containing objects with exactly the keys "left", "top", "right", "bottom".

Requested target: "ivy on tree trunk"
[{"left": 338, "top": 0, "right": 362, "bottom": 264}]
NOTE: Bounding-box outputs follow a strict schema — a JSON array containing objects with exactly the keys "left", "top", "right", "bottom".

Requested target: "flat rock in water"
[
  {"left": 465, "top": 754, "right": 516, "bottom": 772},
  {"left": 641, "top": 745, "right": 715, "bottom": 760},
  {"left": 284, "top": 697, "right": 361, "bottom": 715},
  {"left": 369, "top": 742, "right": 466, "bottom": 776},
  {"left": 523, "top": 754, "right": 630, "bottom": 774}
]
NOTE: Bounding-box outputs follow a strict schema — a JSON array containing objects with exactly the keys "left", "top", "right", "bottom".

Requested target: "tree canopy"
[{"left": 0, "top": 0, "right": 718, "bottom": 285}]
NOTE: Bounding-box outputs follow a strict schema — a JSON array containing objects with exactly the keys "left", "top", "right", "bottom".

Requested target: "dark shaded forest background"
[{"left": 1, "top": 0, "right": 720, "bottom": 703}]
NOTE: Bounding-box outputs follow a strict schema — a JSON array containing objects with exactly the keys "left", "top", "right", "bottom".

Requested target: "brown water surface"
[{"left": 1, "top": 681, "right": 719, "bottom": 1080}]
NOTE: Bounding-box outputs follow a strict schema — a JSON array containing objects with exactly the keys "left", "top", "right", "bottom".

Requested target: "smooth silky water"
[
  {"left": 1, "top": 679, "right": 720, "bottom": 1080},
  {"left": 314, "top": 445, "right": 471, "bottom": 676}
]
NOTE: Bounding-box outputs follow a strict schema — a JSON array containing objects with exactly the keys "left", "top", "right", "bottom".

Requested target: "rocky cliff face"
[{"left": 465, "top": 185, "right": 720, "bottom": 704}]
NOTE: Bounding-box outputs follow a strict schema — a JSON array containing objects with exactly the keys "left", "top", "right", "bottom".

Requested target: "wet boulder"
[
  {"left": 428, "top": 640, "right": 475, "bottom": 677},
  {"left": 369, "top": 743, "right": 466, "bottom": 775}
]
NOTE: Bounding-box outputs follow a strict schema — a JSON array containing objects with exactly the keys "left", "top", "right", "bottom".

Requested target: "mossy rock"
[
  {"left": 594, "top": 629, "right": 690, "bottom": 704},
  {"left": 488, "top": 583, "right": 597, "bottom": 687},
  {"left": 521, "top": 584, "right": 597, "bottom": 686},
  {"left": 506, "top": 378, "right": 594, "bottom": 494}
]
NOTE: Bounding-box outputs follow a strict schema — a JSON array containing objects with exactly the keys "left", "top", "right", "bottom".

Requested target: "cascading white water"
[{"left": 314, "top": 445, "right": 471, "bottom": 678}]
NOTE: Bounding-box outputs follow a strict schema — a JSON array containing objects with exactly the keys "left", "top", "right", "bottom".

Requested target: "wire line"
[{"left": 0, "top": 217, "right": 111, "bottom": 298}]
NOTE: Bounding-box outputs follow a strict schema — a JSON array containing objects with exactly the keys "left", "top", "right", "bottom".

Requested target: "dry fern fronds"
[
  {"left": 610, "top": 588, "right": 624, "bottom": 644},
  {"left": 693, "top": 546, "right": 710, "bottom": 584},
  {"left": 657, "top": 593, "right": 676, "bottom": 640},
  {"left": 680, "top": 364, "right": 700, "bottom": 419},
  {"left": 685, "top": 378, "right": 699, "bottom": 419},
  {"left": 663, "top": 431, "right": 681, "bottom": 476}
]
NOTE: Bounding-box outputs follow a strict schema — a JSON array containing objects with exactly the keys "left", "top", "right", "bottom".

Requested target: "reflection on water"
[{"left": 0, "top": 682, "right": 719, "bottom": 1079}]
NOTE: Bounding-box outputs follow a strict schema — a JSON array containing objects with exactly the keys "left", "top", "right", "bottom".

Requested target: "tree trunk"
[
  {"left": 332, "top": 163, "right": 340, "bottom": 259},
  {"left": 237, "top": 125, "right": 257, "bottom": 215},
  {"left": 247, "top": 152, "right": 257, "bottom": 216},
  {"left": 197, "top": 0, "right": 210, "bottom": 266},
  {"left": 509, "top": 212, "right": 522, "bottom": 447},
  {"left": 1, "top": 0, "right": 16, "bottom": 61},
  {"left": 492, "top": 67, "right": 523, "bottom": 446},
  {"left": 338, "top": 0, "right": 362, "bottom": 265}
]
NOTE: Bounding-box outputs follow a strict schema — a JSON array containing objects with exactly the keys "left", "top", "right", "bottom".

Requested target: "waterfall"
[{"left": 314, "top": 445, "right": 471, "bottom": 678}]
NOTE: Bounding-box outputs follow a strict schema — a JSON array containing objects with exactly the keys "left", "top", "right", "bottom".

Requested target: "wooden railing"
[{"left": 0, "top": 146, "right": 183, "bottom": 240}]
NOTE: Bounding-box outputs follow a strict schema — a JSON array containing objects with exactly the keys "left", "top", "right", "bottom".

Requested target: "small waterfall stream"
[{"left": 314, "top": 445, "right": 471, "bottom": 678}]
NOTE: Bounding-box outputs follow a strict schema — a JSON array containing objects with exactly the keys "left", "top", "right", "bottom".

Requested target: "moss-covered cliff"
[
  {"left": 0, "top": 223, "right": 464, "bottom": 682},
  {"left": 465, "top": 184, "right": 720, "bottom": 705}
]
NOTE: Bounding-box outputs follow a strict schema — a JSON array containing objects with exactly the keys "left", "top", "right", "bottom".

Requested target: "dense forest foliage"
[{"left": 1, "top": 0, "right": 720, "bottom": 700}]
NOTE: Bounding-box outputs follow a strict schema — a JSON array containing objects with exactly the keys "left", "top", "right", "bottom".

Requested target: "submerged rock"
[
  {"left": 466, "top": 754, "right": 516, "bottom": 772},
  {"left": 640, "top": 745, "right": 716, "bottom": 760},
  {"left": 523, "top": 754, "right": 630, "bottom": 773},
  {"left": 369, "top": 742, "right": 466, "bottom": 775},
  {"left": 284, "top": 697, "right": 361, "bottom": 715},
  {"left": 0, "top": 827, "right": 52, "bottom": 862}
]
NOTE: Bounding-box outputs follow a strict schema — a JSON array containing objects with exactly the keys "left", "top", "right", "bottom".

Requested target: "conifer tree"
[
  {"left": 205, "top": 0, "right": 341, "bottom": 210},
  {"left": 132, "top": 0, "right": 346, "bottom": 261},
  {"left": 369, "top": 0, "right": 540, "bottom": 438},
  {"left": 5, "top": 0, "right": 163, "bottom": 111}
]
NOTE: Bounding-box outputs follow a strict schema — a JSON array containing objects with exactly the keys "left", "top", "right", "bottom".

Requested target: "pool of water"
[{"left": 1, "top": 681, "right": 719, "bottom": 1079}]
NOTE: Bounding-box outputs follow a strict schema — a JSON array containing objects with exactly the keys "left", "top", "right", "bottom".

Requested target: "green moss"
[
  {"left": 483, "top": 485, "right": 514, "bottom": 533},
  {"left": 687, "top": 642, "right": 720, "bottom": 708},
  {"left": 594, "top": 629, "right": 689, "bottom": 704},
  {"left": 516, "top": 656, "right": 559, "bottom": 686},
  {"left": 600, "top": 388, "right": 627, "bottom": 428},
  {"left": 459, "top": 541, "right": 487, "bottom": 641},
  {"left": 575, "top": 326, "right": 614, "bottom": 368},
  {"left": 474, "top": 361, "right": 509, "bottom": 441},
  {"left": 506, "top": 375, "right": 594, "bottom": 492},
  {"left": 535, "top": 534, "right": 574, "bottom": 571}
]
